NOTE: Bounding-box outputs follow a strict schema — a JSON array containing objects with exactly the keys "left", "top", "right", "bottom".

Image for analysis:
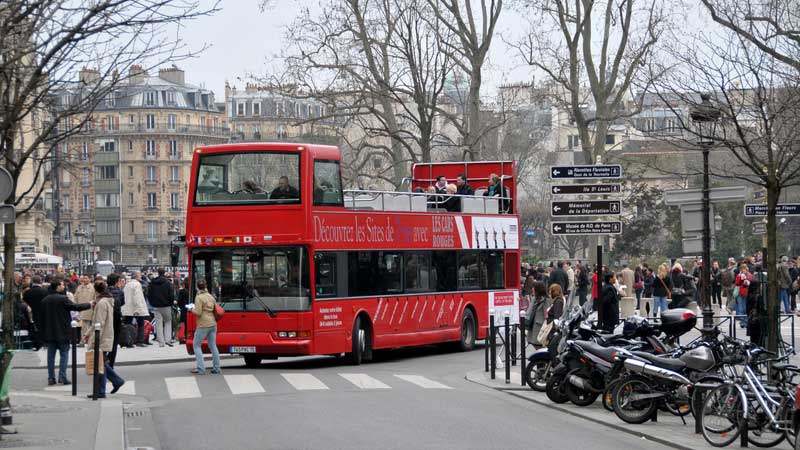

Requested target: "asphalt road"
[{"left": 48, "top": 344, "right": 672, "bottom": 450}]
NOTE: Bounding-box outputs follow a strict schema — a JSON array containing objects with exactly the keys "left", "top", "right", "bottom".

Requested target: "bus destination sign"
[
  {"left": 549, "top": 164, "right": 622, "bottom": 179},
  {"left": 551, "top": 221, "right": 622, "bottom": 235}
]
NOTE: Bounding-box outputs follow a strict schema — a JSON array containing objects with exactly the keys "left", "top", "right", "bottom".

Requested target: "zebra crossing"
[{"left": 44, "top": 372, "right": 454, "bottom": 400}]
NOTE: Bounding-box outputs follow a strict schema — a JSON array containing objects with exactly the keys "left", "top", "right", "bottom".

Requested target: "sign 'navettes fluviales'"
[
  {"left": 744, "top": 203, "right": 800, "bottom": 217},
  {"left": 549, "top": 165, "right": 622, "bottom": 179}
]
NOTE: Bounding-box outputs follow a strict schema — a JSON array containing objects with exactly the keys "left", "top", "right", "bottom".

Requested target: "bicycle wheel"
[
  {"left": 701, "top": 384, "right": 744, "bottom": 447},
  {"left": 780, "top": 400, "right": 796, "bottom": 448},
  {"left": 747, "top": 403, "right": 785, "bottom": 448}
]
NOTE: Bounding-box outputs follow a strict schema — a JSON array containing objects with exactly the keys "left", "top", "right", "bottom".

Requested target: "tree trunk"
[
  {"left": 464, "top": 69, "right": 482, "bottom": 161},
  {"left": 765, "top": 180, "right": 779, "bottom": 353}
]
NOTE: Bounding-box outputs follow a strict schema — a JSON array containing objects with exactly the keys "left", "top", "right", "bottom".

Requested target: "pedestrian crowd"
[
  {"left": 12, "top": 266, "right": 223, "bottom": 393},
  {"left": 520, "top": 253, "right": 800, "bottom": 347}
]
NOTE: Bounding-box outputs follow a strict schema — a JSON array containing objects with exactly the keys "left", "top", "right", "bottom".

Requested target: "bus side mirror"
[{"left": 170, "top": 245, "right": 180, "bottom": 267}]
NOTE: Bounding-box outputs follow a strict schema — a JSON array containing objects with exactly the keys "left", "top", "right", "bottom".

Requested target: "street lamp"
[
  {"left": 690, "top": 94, "right": 721, "bottom": 335},
  {"left": 74, "top": 227, "right": 87, "bottom": 276}
]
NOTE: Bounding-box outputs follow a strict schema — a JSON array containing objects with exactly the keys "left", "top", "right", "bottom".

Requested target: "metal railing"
[
  {"left": 343, "top": 189, "right": 512, "bottom": 215},
  {"left": 79, "top": 123, "right": 231, "bottom": 137}
]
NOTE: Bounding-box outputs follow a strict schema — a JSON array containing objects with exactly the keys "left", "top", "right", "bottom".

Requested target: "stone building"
[{"left": 53, "top": 65, "right": 228, "bottom": 267}]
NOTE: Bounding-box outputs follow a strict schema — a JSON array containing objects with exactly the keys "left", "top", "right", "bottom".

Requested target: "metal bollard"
[
  {"left": 519, "top": 311, "right": 527, "bottom": 387},
  {"left": 92, "top": 323, "right": 101, "bottom": 401},
  {"left": 484, "top": 325, "right": 490, "bottom": 373},
  {"left": 740, "top": 414, "right": 749, "bottom": 447},
  {"left": 489, "top": 310, "right": 496, "bottom": 380},
  {"left": 510, "top": 324, "right": 517, "bottom": 367},
  {"left": 504, "top": 312, "right": 510, "bottom": 384},
  {"left": 71, "top": 321, "right": 79, "bottom": 397}
]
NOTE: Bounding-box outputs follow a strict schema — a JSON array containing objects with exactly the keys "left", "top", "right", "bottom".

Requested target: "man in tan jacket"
[{"left": 74, "top": 276, "right": 95, "bottom": 343}]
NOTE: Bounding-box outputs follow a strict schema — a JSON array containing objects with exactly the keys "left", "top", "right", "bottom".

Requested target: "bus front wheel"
[{"left": 243, "top": 355, "right": 262, "bottom": 368}]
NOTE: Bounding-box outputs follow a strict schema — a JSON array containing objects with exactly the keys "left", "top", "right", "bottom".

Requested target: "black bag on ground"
[{"left": 120, "top": 323, "right": 137, "bottom": 348}]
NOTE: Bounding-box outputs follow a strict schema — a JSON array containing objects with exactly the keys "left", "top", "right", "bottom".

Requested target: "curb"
[
  {"left": 14, "top": 354, "right": 239, "bottom": 370},
  {"left": 465, "top": 371, "right": 705, "bottom": 450},
  {"left": 95, "top": 399, "right": 125, "bottom": 450}
]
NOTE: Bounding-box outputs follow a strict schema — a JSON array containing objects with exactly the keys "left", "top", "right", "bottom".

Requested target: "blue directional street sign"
[
  {"left": 525, "top": 230, "right": 535, "bottom": 237},
  {"left": 744, "top": 203, "right": 800, "bottom": 217},
  {"left": 549, "top": 164, "right": 622, "bottom": 180}
]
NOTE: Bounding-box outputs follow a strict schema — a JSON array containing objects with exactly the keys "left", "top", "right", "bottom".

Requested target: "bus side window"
[
  {"left": 315, "top": 252, "right": 337, "bottom": 298},
  {"left": 313, "top": 160, "right": 343, "bottom": 206}
]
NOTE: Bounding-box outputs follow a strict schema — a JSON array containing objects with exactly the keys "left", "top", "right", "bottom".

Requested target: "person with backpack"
[{"left": 188, "top": 279, "right": 220, "bottom": 375}]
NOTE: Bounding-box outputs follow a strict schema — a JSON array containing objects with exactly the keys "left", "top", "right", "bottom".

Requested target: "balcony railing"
[
  {"left": 169, "top": 179, "right": 181, "bottom": 186},
  {"left": 145, "top": 179, "right": 158, "bottom": 185},
  {"left": 78, "top": 123, "right": 231, "bottom": 137},
  {"left": 168, "top": 152, "right": 182, "bottom": 160},
  {"left": 80, "top": 180, "right": 91, "bottom": 187}
]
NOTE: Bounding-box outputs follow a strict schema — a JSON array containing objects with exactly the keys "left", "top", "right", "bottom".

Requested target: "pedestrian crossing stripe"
[
  {"left": 224, "top": 375, "right": 265, "bottom": 395},
  {"left": 394, "top": 374, "right": 452, "bottom": 389},
  {"left": 281, "top": 373, "right": 329, "bottom": 390},
  {"left": 339, "top": 373, "right": 391, "bottom": 389},
  {"left": 165, "top": 377, "right": 201, "bottom": 399}
]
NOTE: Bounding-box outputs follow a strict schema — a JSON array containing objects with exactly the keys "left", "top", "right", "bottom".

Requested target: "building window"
[
  {"left": 277, "top": 101, "right": 284, "bottom": 117},
  {"left": 146, "top": 221, "right": 158, "bottom": 241},
  {"left": 277, "top": 125, "right": 286, "bottom": 139},
  {"left": 169, "top": 166, "right": 180, "bottom": 182},
  {"left": 147, "top": 192, "right": 157, "bottom": 209},
  {"left": 169, "top": 140, "right": 178, "bottom": 159},
  {"left": 146, "top": 166, "right": 157, "bottom": 182},
  {"left": 81, "top": 143, "right": 89, "bottom": 160},
  {"left": 170, "top": 192, "right": 180, "bottom": 210},
  {"left": 167, "top": 114, "right": 177, "bottom": 130},
  {"left": 568, "top": 135, "right": 580, "bottom": 149},
  {"left": 605, "top": 134, "right": 615, "bottom": 145},
  {"left": 145, "top": 91, "right": 156, "bottom": 106},
  {"left": 82, "top": 194, "right": 90, "bottom": 211},
  {"left": 295, "top": 103, "right": 300, "bottom": 117},
  {"left": 645, "top": 118, "right": 655, "bottom": 132},
  {"left": 129, "top": 114, "right": 135, "bottom": 124},
  {"left": 252, "top": 125, "right": 260, "bottom": 139},
  {"left": 105, "top": 93, "right": 115, "bottom": 107},
  {"left": 61, "top": 195, "right": 70, "bottom": 211},
  {"left": 102, "top": 141, "right": 115, "bottom": 152},
  {"left": 146, "top": 140, "right": 156, "bottom": 158},
  {"left": 95, "top": 193, "right": 119, "bottom": 207},
  {"left": 666, "top": 117, "right": 677, "bottom": 132},
  {"left": 236, "top": 102, "right": 245, "bottom": 116},
  {"left": 96, "top": 165, "right": 117, "bottom": 179},
  {"left": 252, "top": 102, "right": 261, "bottom": 116},
  {"left": 128, "top": 166, "right": 133, "bottom": 177},
  {"left": 128, "top": 192, "right": 134, "bottom": 206},
  {"left": 96, "top": 220, "right": 119, "bottom": 234},
  {"left": 146, "top": 114, "right": 156, "bottom": 130},
  {"left": 129, "top": 220, "right": 135, "bottom": 233},
  {"left": 82, "top": 168, "right": 90, "bottom": 184},
  {"left": 166, "top": 91, "right": 176, "bottom": 105},
  {"left": 106, "top": 115, "right": 116, "bottom": 131}
]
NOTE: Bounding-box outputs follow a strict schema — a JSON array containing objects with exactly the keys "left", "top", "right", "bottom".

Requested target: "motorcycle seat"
[
  {"left": 632, "top": 351, "right": 686, "bottom": 371},
  {"left": 574, "top": 340, "right": 618, "bottom": 362}
]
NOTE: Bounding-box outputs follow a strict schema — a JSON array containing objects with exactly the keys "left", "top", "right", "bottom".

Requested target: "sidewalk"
[
  {"left": 4, "top": 390, "right": 123, "bottom": 450},
  {"left": 13, "top": 342, "right": 238, "bottom": 369},
  {"left": 466, "top": 370, "right": 720, "bottom": 450}
]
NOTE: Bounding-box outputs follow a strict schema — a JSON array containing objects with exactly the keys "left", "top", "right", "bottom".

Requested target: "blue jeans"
[
  {"left": 193, "top": 326, "right": 220, "bottom": 373},
  {"left": 99, "top": 352, "right": 124, "bottom": 395},
  {"left": 736, "top": 295, "right": 748, "bottom": 327},
  {"left": 635, "top": 288, "right": 644, "bottom": 310},
  {"left": 46, "top": 341, "right": 70, "bottom": 382},
  {"left": 780, "top": 288, "right": 791, "bottom": 313},
  {"left": 652, "top": 296, "right": 668, "bottom": 317}
]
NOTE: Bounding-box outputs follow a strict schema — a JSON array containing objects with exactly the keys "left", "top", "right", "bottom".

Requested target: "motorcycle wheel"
[
  {"left": 524, "top": 359, "right": 550, "bottom": 392},
  {"left": 612, "top": 375, "right": 659, "bottom": 424},
  {"left": 602, "top": 386, "right": 615, "bottom": 412},
  {"left": 565, "top": 378, "right": 599, "bottom": 407},
  {"left": 545, "top": 370, "right": 570, "bottom": 404}
]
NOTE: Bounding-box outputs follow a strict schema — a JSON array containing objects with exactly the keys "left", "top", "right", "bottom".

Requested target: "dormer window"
[
  {"left": 236, "top": 102, "right": 246, "bottom": 116},
  {"left": 252, "top": 102, "right": 261, "bottom": 116},
  {"left": 105, "top": 92, "right": 115, "bottom": 107},
  {"left": 166, "top": 91, "right": 176, "bottom": 105},
  {"left": 145, "top": 91, "right": 157, "bottom": 106}
]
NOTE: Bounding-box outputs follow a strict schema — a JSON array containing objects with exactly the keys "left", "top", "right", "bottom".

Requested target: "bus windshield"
[
  {"left": 191, "top": 246, "right": 310, "bottom": 312},
  {"left": 194, "top": 152, "right": 301, "bottom": 205}
]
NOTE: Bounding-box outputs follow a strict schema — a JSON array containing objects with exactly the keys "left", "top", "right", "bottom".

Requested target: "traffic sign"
[
  {"left": 551, "top": 221, "right": 622, "bottom": 235},
  {"left": 744, "top": 203, "right": 800, "bottom": 217},
  {"left": 0, "top": 168, "right": 12, "bottom": 202},
  {"left": 0, "top": 205, "right": 15, "bottom": 224},
  {"left": 549, "top": 165, "right": 622, "bottom": 179},
  {"left": 752, "top": 222, "right": 767, "bottom": 235},
  {"left": 550, "top": 184, "right": 621, "bottom": 195},
  {"left": 551, "top": 200, "right": 621, "bottom": 217}
]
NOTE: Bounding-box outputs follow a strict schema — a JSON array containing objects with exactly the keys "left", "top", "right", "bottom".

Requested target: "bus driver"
[{"left": 270, "top": 176, "right": 300, "bottom": 200}]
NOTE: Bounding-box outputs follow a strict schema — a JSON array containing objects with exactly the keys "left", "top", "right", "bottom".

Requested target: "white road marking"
[
  {"left": 339, "top": 373, "right": 391, "bottom": 389},
  {"left": 281, "top": 373, "right": 329, "bottom": 390},
  {"left": 394, "top": 374, "right": 452, "bottom": 389},
  {"left": 165, "top": 377, "right": 201, "bottom": 399},
  {"left": 224, "top": 375, "right": 265, "bottom": 395}
]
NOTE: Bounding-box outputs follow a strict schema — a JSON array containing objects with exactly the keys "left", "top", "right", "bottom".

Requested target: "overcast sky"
[{"left": 174, "top": 1, "right": 707, "bottom": 100}]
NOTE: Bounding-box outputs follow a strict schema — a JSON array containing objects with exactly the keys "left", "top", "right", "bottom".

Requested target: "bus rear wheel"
[
  {"left": 243, "top": 355, "right": 262, "bottom": 368},
  {"left": 458, "top": 309, "right": 476, "bottom": 351},
  {"left": 348, "top": 316, "right": 371, "bottom": 365}
]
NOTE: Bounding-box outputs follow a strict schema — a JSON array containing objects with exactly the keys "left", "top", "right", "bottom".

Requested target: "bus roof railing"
[{"left": 342, "top": 190, "right": 511, "bottom": 215}]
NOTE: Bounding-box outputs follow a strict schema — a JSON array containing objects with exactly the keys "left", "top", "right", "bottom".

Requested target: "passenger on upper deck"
[
  {"left": 443, "top": 184, "right": 460, "bottom": 212},
  {"left": 483, "top": 173, "right": 511, "bottom": 213},
  {"left": 434, "top": 175, "right": 448, "bottom": 195},
  {"left": 455, "top": 174, "right": 474, "bottom": 196},
  {"left": 270, "top": 176, "right": 300, "bottom": 200}
]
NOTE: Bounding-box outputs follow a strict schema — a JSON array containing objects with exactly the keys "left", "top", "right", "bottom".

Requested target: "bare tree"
[
  {"left": 0, "top": 0, "right": 217, "bottom": 418},
  {"left": 515, "top": 0, "right": 666, "bottom": 164},
  {"left": 427, "top": 0, "right": 503, "bottom": 161},
  {"left": 277, "top": 0, "right": 455, "bottom": 188}
]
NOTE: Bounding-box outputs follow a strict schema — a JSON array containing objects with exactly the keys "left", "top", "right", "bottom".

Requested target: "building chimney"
[
  {"left": 78, "top": 67, "right": 100, "bottom": 84},
  {"left": 129, "top": 64, "right": 146, "bottom": 85},
  {"left": 158, "top": 65, "right": 185, "bottom": 86}
]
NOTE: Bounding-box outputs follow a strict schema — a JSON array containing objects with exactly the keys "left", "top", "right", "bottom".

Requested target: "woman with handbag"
[
  {"left": 536, "top": 284, "right": 565, "bottom": 347},
  {"left": 652, "top": 264, "right": 672, "bottom": 317},
  {"left": 189, "top": 278, "right": 221, "bottom": 375},
  {"left": 86, "top": 280, "right": 125, "bottom": 398},
  {"left": 668, "top": 262, "right": 695, "bottom": 309},
  {"left": 525, "top": 282, "right": 549, "bottom": 349}
]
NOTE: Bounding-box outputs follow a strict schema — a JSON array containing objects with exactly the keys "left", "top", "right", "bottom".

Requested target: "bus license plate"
[{"left": 230, "top": 346, "right": 256, "bottom": 353}]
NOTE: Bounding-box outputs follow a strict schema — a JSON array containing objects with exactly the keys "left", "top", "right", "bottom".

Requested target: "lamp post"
[
  {"left": 690, "top": 94, "right": 721, "bottom": 334},
  {"left": 74, "top": 228, "right": 87, "bottom": 276}
]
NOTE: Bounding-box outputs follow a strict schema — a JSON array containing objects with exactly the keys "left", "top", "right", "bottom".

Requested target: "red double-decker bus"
[{"left": 184, "top": 142, "right": 520, "bottom": 366}]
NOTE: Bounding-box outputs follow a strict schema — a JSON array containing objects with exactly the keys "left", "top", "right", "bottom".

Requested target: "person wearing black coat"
[
  {"left": 177, "top": 280, "right": 190, "bottom": 324},
  {"left": 599, "top": 273, "right": 621, "bottom": 333},
  {"left": 148, "top": 268, "right": 176, "bottom": 347},
  {"left": 549, "top": 262, "right": 569, "bottom": 293},
  {"left": 23, "top": 276, "right": 48, "bottom": 350},
  {"left": 41, "top": 279, "right": 92, "bottom": 385},
  {"left": 669, "top": 263, "right": 696, "bottom": 309},
  {"left": 576, "top": 266, "right": 590, "bottom": 306},
  {"left": 107, "top": 273, "right": 125, "bottom": 367}
]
